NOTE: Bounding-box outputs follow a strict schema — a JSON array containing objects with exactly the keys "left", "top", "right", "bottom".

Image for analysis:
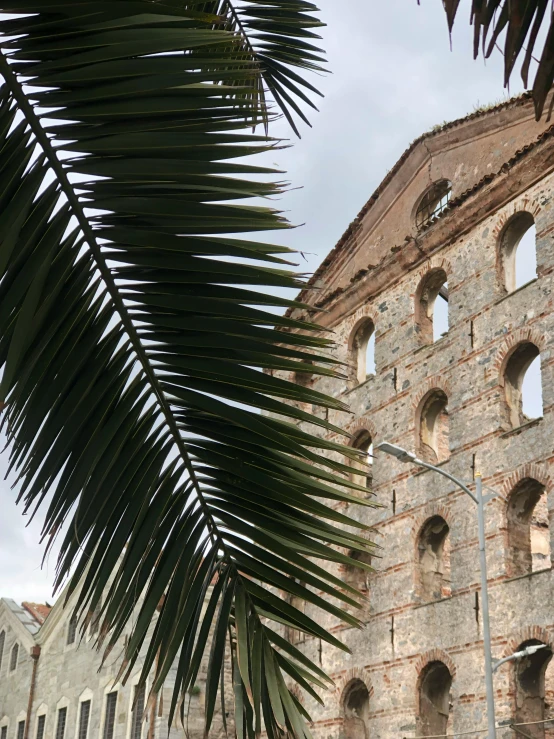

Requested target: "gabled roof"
[{"left": 2, "top": 598, "right": 42, "bottom": 636}]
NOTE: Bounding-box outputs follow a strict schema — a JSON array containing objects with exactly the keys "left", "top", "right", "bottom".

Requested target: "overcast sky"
[{"left": 0, "top": 1, "right": 539, "bottom": 603}]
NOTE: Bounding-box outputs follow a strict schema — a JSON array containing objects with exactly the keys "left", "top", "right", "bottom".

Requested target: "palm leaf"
[
  {"left": 439, "top": 0, "right": 554, "bottom": 118},
  {"left": 0, "top": 3, "right": 376, "bottom": 737}
]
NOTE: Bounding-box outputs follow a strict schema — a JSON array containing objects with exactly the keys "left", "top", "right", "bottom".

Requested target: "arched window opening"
[
  {"left": 67, "top": 613, "right": 78, "bottom": 645},
  {"left": 351, "top": 321, "right": 376, "bottom": 385},
  {"left": 418, "top": 390, "right": 449, "bottom": 464},
  {"left": 343, "top": 680, "right": 370, "bottom": 739},
  {"left": 415, "top": 181, "right": 452, "bottom": 231},
  {"left": 418, "top": 662, "right": 453, "bottom": 738},
  {"left": 10, "top": 643, "right": 18, "bottom": 672},
  {"left": 285, "top": 584, "right": 306, "bottom": 645},
  {"left": 0, "top": 631, "right": 5, "bottom": 671},
  {"left": 507, "top": 479, "right": 551, "bottom": 577},
  {"left": 415, "top": 270, "right": 449, "bottom": 345},
  {"left": 515, "top": 640, "right": 553, "bottom": 739},
  {"left": 344, "top": 549, "right": 373, "bottom": 593},
  {"left": 504, "top": 343, "right": 542, "bottom": 429},
  {"left": 501, "top": 212, "right": 538, "bottom": 292},
  {"left": 350, "top": 431, "right": 373, "bottom": 493},
  {"left": 418, "top": 516, "right": 451, "bottom": 601}
]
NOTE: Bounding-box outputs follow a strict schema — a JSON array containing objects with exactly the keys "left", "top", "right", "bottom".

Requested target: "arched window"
[
  {"left": 417, "top": 389, "right": 449, "bottom": 463},
  {"left": 418, "top": 662, "right": 453, "bottom": 738},
  {"left": 415, "top": 181, "right": 452, "bottom": 230},
  {"left": 507, "top": 478, "right": 551, "bottom": 577},
  {"left": 514, "top": 640, "right": 553, "bottom": 739},
  {"left": 503, "top": 343, "right": 542, "bottom": 429},
  {"left": 415, "top": 270, "right": 449, "bottom": 345},
  {"left": 350, "top": 431, "right": 373, "bottom": 492},
  {"left": 417, "top": 517, "right": 451, "bottom": 601},
  {"left": 351, "top": 320, "right": 376, "bottom": 385},
  {"left": 500, "top": 212, "right": 537, "bottom": 292},
  {"left": 67, "top": 613, "right": 78, "bottom": 645},
  {"left": 344, "top": 549, "right": 373, "bottom": 593},
  {"left": 0, "top": 631, "right": 5, "bottom": 672},
  {"left": 343, "top": 680, "right": 370, "bottom": 739},
  {"left": 9, "top": 643, "right": 18, "bottom": 672}
]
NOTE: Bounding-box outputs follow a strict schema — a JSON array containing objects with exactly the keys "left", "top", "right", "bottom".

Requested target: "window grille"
[
  {"left": 10, "top": 644, "right": 18, "bottom": 672},
  {"left": 36, "top": 715, "right": 45, "bottom": 739},
  {"left": 55, "top": 708, "right": 67, "bottom": 739},
  {"left": 17, "top": 722, "right": 25, "bottom": 739},
  {"left": 78, "top": 702, "right": 90, "bottom": 739},
  {"left": 103, "top": 692, "right": 117, "bottom": 739},
  {"left": 67, "top": 615, "right": 78, "bottom": 646},
  {"left": 1, "top": 725, "right": 6, "bottom": 739},
  {"left": 415, "top": 181, "right": 452, "bottom": 230},
  {"left": 0, "top": 631, "right": 5, "bottom": 671},
  {"left": 130, "top": 685, "right": 146, "bottom": 739}
]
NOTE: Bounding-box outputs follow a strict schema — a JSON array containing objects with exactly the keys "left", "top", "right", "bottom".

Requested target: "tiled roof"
[{"left": 22, "top": 601, "right": 52, "bottom": 625}]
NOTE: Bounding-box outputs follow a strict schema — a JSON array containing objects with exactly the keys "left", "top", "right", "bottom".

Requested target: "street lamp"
[
  {"left": 377, "top": 442, "right": 497, "bottom": 739},
  {"left": 493, "top": 643, "right": 547, "bottom": 673}
]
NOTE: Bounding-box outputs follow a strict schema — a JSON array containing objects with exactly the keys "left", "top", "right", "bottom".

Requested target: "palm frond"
[{"left": 0, "top": 4, "right": 375, "bottom": 737}]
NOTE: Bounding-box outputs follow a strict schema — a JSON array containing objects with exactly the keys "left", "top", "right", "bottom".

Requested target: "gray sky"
[{"left": 0, "top": 1, "right": 540, "bottom": 603}]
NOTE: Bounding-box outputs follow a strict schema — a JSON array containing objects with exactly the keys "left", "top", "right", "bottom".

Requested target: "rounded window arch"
[
  {"left": 350, "top": 320, "right": 376, "bottom": 385},
  {"left": 416, "top": 516, "right": 451, "bottom": 602},
  {"left": 418, "top": 661, "right": 453, "bottom": 738},
  {"left": 502, "top": 342, "right": 542, "bottom": 429},
  {"left": 417, "top": 389, "right": 449, "bottom": 463},
  {"left": 507, "top": 478, "right": 551, "bottom": 577},
  {"left": 350, "top": 430, "right": 373, "bottom": 493},
  {"left": 415, "top": 180, "right": 452, "bottom": 231},
  {"left": 514, "top": 639, "right": 553, "bottom": 739},
  {"left": 344, "top": 548, "right": 373, "bottom": 593},
  {"left": 342, "top": 679, "right": 370, "bottom": 739},
  {"left": 499, "top": 212, "right": 537, "bottom": 292},
  {"left": 415, "top": 269, "right": 449, "bottom": 345}
]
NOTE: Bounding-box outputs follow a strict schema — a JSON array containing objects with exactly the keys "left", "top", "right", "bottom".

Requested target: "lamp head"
[{"left": 376, "top": 442, "right": 417, "bottom": 463}]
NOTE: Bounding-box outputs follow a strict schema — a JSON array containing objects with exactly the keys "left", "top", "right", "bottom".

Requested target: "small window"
[
  {"left": 0, "top": 631, "right": 5, "bottom": 671},
  {"left": 418, "top": 662, "right": 453, "bottom": 737},
  {"left": 415, "top": 270, "right": 449, "bottom": 345},
  {"left": 10, "top": 643, "right": 19, "bottom": 672},
  {"left": 344, "top": 549, "right": 373, "bottom": 592},
  {"left": 418, "top": 389, "right": 449, "bottom": 464},
  {"left": 350, "top": 320, "right": 376, "bottom": 385},
  {"left": 130, "top": 685, "right": 146, "bottom": 739},
  {"left": 67, "top": 614, "right": 78, "bottom": 646},
  {"left": 507, "top": 478, "right": 551, "bottom": 576},
  {"left": 285, "top": 585, "right": 306, "bottom": 645},
  {"left": 500, "top": 212, "right": 537, "bottom": 292},
  {"left": 1, "top": 725, "right": 7, "bottom": 739},
  {"left": 55, "top": 708, "right": 66, "bottom": 739},
  {"left": 350, "top": 431, "right": 373, "bottom": 492},
  {"left": 415, "top": 181, "right": 452, "bottom": 230},
  {"left": 35, "top": 716, "right": 45, "bottom": 739},
  {"left": 16, "top": 722, "right": 25, "bottom": 739},
  {"left": 417, "top": 516, "right": 451, "bottom": 601},
  {"left": 89, "top": 602, "right": 101, "bottom": 637},
  {"left": 343, "top": 679, "right": 370, "bottom": 739},
  {"left": 103, "top": 692, "right": 117, "bottom": 739},
  {"left": 77, "top": 702, "right": 90, "bottom": 739},
  {"left": 503, "top": 343, "right": 542, "bottom": 429}
]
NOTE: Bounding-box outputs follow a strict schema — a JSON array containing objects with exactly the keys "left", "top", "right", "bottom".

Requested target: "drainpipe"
[{"left": 24, "top": 646, "right": 41, "bottom": 739}]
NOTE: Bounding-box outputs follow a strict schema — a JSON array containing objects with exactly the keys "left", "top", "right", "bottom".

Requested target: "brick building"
[{"left": 282, "top": 94, "right": 554, "bottom": 739}]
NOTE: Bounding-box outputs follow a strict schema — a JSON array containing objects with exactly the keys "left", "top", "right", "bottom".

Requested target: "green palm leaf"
[{"left": 0, "top": 3, "right": 376, "bottom": 737}]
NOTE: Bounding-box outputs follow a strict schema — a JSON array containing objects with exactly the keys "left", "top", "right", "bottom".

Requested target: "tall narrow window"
[
  {"left": 350, "top": 431, "right": 373, "bottom": 492},
  {"left": 130, "top": 685, "right": 146, "bottom": 739},
  {"left": 78, "top": 702, "right": 90, "bottom": 739},
  {"left": 351, "top": 320, "right": 376, "bottom": 385},
  {"left": 16, "top": 722, "right": 25, "bottom": 739},
  {"left": 1, "top": 725, "right": 7, "bottom": 739},
  {"left": 418, "top": 390, "right": 449, "bottom": 463},
  {"left": 503, "top": 343, "right": 542, "bottom": 429},
  {"left": 103, "top": 692, "right": 117, "bottom": 739},
  {"left": 55, "top": 708, "right": 66, "bottom": 739},
  {"left": 343, "top": 680, "right": 370, "bottom": 739},
  {"left": 90, "top": 601, "right": 101, "bottom": 636},
  {"left": 0, "top": 630, "right": 5, "bottom": 671},
  {"left": 500, "top": 212, "right": 537, "bottom": 292},
  {"left": 515, "top": 640, "right": 553, "bottom": 739},
  {"left": 344, "top": 549, "right": 373, "bottom": 593},
  {"left": 10, "top": 643, "right": 19, "bottom": 672},
  {"left": 418, "top": 662, "right": 453, "bottom": 737},
  {"left": 507, "top": 479, "right": 551, "bottom": 577},
  {"left": 415, "top": 270, "right": 449, "bottom": 345},
  {"left": 67, "top": 614, "right": 78, "bottom": 645},
  {"left": 35, "top": 716, "right": 45, "bottom": 739},
  {"left": 417, "top": 517, "right": 451, "bottom": 602}
]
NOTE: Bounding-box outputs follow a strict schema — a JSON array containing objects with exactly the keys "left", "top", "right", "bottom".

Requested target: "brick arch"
[
  {"left": 412, "top": 256, "right": 453, "bottom": 292},
  {"left": 411, "top": 503, "right": 453, "bottom": 544},
  {"left": 415, "top": 649, "right": 457, "bottom": 681},
  {"left": 492, "top": 197, "right": 542, "bottom": 241},
  {"left": 334, "top": 667, "right": 374, "bottom": 708},
  {"left": 499, "top": 463, "right": 553, "bottom": 500},
  {"left": 492, "top": 328, "right": 546, "bottom": 380},
  {"left": 412, "top": 378, "right": 451, "bottom": 413},
  {"left": 347, "top": 311, "right": 379, "bottom": 352},
  {"left": 505, "top": 626, "right": 553, "bottom": 657},
  {"left": 346, "top": 418, "right": 378, "bottom": 447}
]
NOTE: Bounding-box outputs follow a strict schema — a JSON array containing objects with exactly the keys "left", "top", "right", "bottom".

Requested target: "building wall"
[
  {"left": 285, "top": 118, "right": 554, "bottom": 739},
  {"left": 0, "top": 616, "right": 35, "bottom": 739}
]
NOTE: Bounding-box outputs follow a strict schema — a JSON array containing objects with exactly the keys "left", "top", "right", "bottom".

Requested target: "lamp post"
[{"left": 376, "top": 442, "right": 497, "bottom": 739}]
